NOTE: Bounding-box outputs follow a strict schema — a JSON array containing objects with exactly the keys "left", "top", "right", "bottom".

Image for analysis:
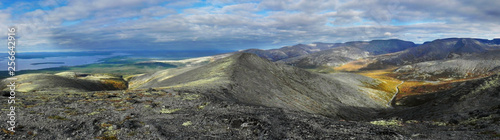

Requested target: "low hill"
[
  {"left": 130, "top": 53, "right": 390, "bottom": 120},
  {"left": 279, "top": 39, "right": 416, "bottom": 68},
  {"left": 0, "top": 72, "right": 127, "bottom": 92}
]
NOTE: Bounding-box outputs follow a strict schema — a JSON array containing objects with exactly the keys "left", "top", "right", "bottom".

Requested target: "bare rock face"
[{"left": 131, "top": 53, "right": 388, "bottom": 120}]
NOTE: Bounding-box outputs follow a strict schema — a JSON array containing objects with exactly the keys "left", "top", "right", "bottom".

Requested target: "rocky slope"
[{"left": 130, "top": 53, "right": 390, "bottom": 120}]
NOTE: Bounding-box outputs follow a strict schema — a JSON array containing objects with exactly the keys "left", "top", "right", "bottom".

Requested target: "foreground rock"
[{"left": 0, "top": 89, "right": 403, "bottom": 139}]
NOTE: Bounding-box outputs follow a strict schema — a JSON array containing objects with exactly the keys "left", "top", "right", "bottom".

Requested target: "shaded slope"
[
  {"left": 391, "top": 73, "right": 500, "bottom": 121},
  {"left": 382, "top": 38, "right": 490, "bottom": 65},
  {"left": 132, "top": 53, "right": 388, "bottom": 120}
]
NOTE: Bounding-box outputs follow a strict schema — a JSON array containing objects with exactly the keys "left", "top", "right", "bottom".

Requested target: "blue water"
[{"left": 0, "top": 50, "right": 233, "bottom": 71}]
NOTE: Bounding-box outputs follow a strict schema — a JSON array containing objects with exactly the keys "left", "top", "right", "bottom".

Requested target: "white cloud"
[{"left": 1, "top": 0, "right": 500, "bottom": 51}]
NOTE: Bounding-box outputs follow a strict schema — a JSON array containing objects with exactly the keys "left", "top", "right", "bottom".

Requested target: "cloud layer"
[{"left": 1, "top": 0, "right": 499, "bottom": 52}]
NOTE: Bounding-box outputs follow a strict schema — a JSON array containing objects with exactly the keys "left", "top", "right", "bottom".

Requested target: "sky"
[{"left": 0, "top": 0, "right": 499, "bottom": 52}]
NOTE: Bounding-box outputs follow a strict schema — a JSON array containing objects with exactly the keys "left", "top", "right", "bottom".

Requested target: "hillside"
[
  {"left": 395, "top": 50, "right": 500, "bottom": 80},
  {"left": 378, "top": 38, "right": 492, "bottom": 65},
  {"left": 386, "top": 73, "right": 500, "bottom": 135},
  {"left": 130, "top": 53, "right": 391, "bottom": 120}
]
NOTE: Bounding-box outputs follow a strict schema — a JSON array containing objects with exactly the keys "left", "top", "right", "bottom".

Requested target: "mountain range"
[
  {"left": 1, "top": 37, "right": 499, "bottom": 139},
  {"left": 242, "top": 39, "right": 416, "bottom": 68}
]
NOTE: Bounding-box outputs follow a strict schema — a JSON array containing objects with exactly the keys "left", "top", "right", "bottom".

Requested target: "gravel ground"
[{"left": 1, "top": 89, "right": 405, "bottom": 139}]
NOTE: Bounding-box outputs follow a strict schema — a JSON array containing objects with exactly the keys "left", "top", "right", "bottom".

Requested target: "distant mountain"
[
  {"left": 130, "top": 53, "right": 390, "bottom": 120},
  {"left": 278, "top": 39, "right": 416, "bottom": 68},
  {"left": 240, "top": 43, "right": 341, "bottom": 61},
  {"left": 380, "top": 38, "right": 492, "bottom": 65},
  {"left": 475, "top": 38, "right": 500, "bottom": 46},
  {"left": 242, "top": 39, "right": 416, "bottom": 65},
  {"left": 278, "top": 46, "right": 370, "bottom": 68}
]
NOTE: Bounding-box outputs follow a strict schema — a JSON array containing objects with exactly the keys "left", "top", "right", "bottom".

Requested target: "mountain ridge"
[
  {"left": 131, "top": 53, "right": 390, "bottom": 120},
  {"left": 242, "top": 39, "right": 416, "bottom": 68}
]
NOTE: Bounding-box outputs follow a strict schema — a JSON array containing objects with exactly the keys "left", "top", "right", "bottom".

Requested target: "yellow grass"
[
  {"left": 101, "top": 79, "right": 128, "bottom": 90},
  {"left": 356, "top": 68, "right": 401, "bottom": 93},
  {"left": 333, "top": 59, "right": 375, "bottom": 72}
]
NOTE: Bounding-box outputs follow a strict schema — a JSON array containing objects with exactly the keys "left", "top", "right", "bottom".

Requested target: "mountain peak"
[{"left": 131, "top": 52, "right": 388, "bottom": 119}]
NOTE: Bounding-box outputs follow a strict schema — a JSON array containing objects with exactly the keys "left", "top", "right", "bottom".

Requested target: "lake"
[{"left": 0, "top": 50, "right": 233, "bottom": 71}]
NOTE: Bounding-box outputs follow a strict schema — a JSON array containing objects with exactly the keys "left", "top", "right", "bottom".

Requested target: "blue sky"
[{"left": 1, "top": 0, "right": 499, "bottom": 52}]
